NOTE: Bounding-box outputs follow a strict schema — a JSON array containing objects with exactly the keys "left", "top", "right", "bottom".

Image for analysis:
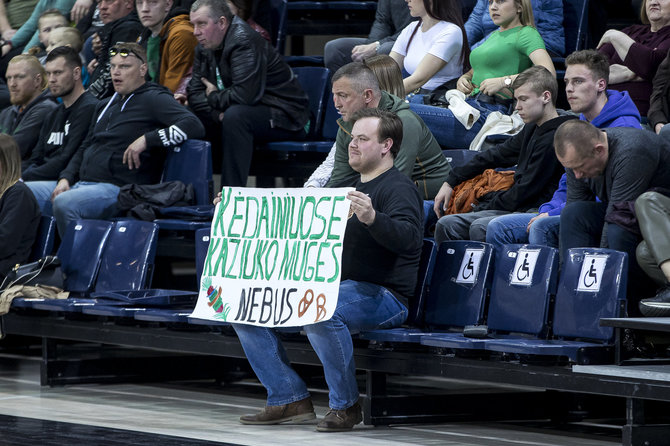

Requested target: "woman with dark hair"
[
  {"left": 0, "top": 134, "right": 40, "bottom": 282},
  {"left": 226, "top": 0, "right": 270, "bottom": 42},
  {"left": 390, "top": 0, "right": 468, "bottom": 94},
  {"left": 597, "top": 0, "right": 670, "bottom": 116}
]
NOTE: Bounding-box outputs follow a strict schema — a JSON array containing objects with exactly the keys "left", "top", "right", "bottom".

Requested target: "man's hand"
[
  {"left": 213, "top": 191, "right": 222, "bottom": 205},
  {"left": 527, "top": 212, "right": 548, "bottom": 233},
  {"left": 70, "top": 0, "right": 93, "bottom": 23},
  {"left": 433, "top": 182, "right": 453, "bottom": 218},
  {"left": 51, "top": 179, "right": 70, "bottom": 201},
  {"left": 351, "top": 42, "right": 378, "bottom": 61},
  {"left": 91, "top": 33, "right": 102, "bottom": 55},
  {"left": 348, "top": 190, "right": 375, "bottom": 225},
  {"left": 201, "top": 77, "right": 217, "bottom": 96},
  {"left": 174, "top": 93, "right": 188, "bottom": 106},
  {"left": 123, "top": 135, "right": 147, "bottom": 170}
]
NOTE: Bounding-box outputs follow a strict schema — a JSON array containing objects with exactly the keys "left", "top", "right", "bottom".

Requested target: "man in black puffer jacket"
[{"left": 187, "top": 0, "right": 309, "bottom": 187}]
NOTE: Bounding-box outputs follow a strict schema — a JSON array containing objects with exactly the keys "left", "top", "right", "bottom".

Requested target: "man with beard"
[
  {"left": 0, "top": 54, "right": 57, "bottom": 164},
  {"left": 22, "top": 46, "right": 99, "bottom": 210}
]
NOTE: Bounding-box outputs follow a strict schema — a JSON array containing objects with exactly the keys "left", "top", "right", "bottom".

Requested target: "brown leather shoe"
[
  {"left": 239, "top": 397, "right": 316, "bottom": 425},
  {"left": 316, "top": 402, "right": 363, "bottom": 432}
]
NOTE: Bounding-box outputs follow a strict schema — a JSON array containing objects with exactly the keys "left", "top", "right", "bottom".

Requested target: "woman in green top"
[{"left": 410, "top": 0, "right": 555, "bottom": 149}]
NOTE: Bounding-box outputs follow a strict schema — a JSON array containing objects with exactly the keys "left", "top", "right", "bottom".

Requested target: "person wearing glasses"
[
  {"left": 187, "top": 0, "right": 309, "bottom": 188},
  {"left": 34, "top": 43, "right": 204, "bottom": 236}
]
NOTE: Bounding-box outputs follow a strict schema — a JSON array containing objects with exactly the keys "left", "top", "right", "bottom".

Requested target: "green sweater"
[{"left": 326, "top": 91, "right": 451, "bottom": 200}]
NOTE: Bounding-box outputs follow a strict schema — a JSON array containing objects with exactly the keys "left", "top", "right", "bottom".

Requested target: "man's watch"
[{"left": 504, "top": 76, "right": 513, "bottom": 87}]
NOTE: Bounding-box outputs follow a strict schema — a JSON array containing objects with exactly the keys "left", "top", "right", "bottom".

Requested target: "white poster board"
[{"left": 189, "top": 187, "right": 352, "bottom": 327}]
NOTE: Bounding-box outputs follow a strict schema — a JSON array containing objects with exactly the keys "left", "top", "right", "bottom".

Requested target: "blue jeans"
[
  {"left": 434, "top": 210, "right": 508, "bottom": 244},
  {"left": 486, "top": 213, "right": 560, "bottom": 248},
  {"left": 25, "top": 180, "right": 57, "bottom": 214},
  {"left": 232, "top": 280, "right": 408, "bottom": 410},
  {"left": 409, "top": 98, "right": 510, "bottom": 149},
  {"left": 52, "top": 181, "right": 121, "bottom": 236}
]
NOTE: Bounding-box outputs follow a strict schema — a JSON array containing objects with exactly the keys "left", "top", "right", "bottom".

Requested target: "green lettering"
[
  {"left": 328, "top": 242, "right": 342, "bottom": 283},
  {"left": 299, "top": 196, "right": 316, "bottom": 240},
  {"left": 224, "top": 238, "right": 241, "bottom": 279},
  {"left": 203, "top": 237, "right": 220, "bottom": 276},
  {"left": 327, "top": 196, "right": 345, "bottom": 240},
  {"left": 242, "top": 197, "right": 259, "bottom": 239},
  {"left": 313, "top": 241, "right": 330, "bottom": 282},
  {"left": 227, "top": 195, "right": 245, "bottom": 238},
  {"left": 212, "top": 188, "right": 232, "bottom": 237},
  {"left": 310, "top": 196, "right": 330, "bottom": 240}
]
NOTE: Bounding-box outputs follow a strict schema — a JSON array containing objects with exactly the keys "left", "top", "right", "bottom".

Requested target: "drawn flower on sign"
[{"left": 207, "top": 285, "right": 225, "bottom": 313}]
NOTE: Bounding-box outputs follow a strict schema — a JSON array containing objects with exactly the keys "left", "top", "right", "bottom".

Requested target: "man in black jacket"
[
  {"left": 23, "top": 47, "right": 99, "bottom": 209},
  {"left": 187, "top": 0, "right": 309, "bottom": 187},
  {"left": 32, "top": 43, "right": 204, "bottom": 235},
  {"left": 432, "top": 66, "right": 576, "bottom": 244},
  {"left": 87, "top": 0, "right": 144, "bottom": 99}
]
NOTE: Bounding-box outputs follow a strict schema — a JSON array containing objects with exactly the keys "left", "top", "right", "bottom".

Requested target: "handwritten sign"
[{"left": 189, "top": 187, "right": 352, "bottom": 327}]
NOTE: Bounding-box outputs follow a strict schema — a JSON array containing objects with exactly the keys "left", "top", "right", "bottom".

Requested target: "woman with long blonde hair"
[{"left": 0, "top": 134, "right": 40, "bottom": 282}]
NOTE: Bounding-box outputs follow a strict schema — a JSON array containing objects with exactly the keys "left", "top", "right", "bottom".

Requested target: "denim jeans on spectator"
[
  {"left": 25, "top": 180, "right": 57, "bottom": 214},
  {"left": 409, "top": 97, "right": 510, "bottom": 149},
  {"left": 232, "top": 279, "right": 408, "bottom": 410},
  {"left": 52, "top": 181, "right": 121, "bottom": 236},
  {"left": 486, "top": 213, "right": 560, "bottom": 248}
]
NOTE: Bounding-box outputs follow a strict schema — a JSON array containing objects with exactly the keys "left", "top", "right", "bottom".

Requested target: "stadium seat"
[
  {"left": 442, "top": 149, "right": 478, "bottom": 170},
  {"left": 421, "top": 244, "right": 558, "bottom": 350},
  {"left": 406, "top": 239, "right": 438, "bottom": 326},
  {"left": 59, "top": 220, "right": 114, "bottom": 294},
  {"left": 29, "top": 215, "right": 57, "bottom": 261},
  {"left": 194, "top": 227, "right": 210, "bottom": 282},
  {"left": 554, "top": 0, "right": 590, "bottom": 77},
  {"left": 360, "top": 241, "right": 494, "bottom": 343},
  {"left": 161, "top": 139, "right": 213, "bottom": 206},
  {"left": 484, "top": 248, "right": 627, "bottom": 364},
  {"left": 270, "top": 0, "right": 288, "bottom": 54}
]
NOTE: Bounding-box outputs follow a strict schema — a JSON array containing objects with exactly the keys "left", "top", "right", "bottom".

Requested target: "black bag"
[
  {"left": 0, "top": 256, "right": 64, "bottom": 291},
  {"left": 423, "top": 78, "right": 459, "bottom": 107}
]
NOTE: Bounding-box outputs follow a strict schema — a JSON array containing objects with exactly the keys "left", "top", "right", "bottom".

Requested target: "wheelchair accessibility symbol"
[
  {"left": 510, "top": 248, "right": 540, "bottom": 286},
  {"left": 455, "top": 248, "right": 484, "bottom": 284},
  {"left": 577, "top": 254, "right": 608, "bottom": 292}
]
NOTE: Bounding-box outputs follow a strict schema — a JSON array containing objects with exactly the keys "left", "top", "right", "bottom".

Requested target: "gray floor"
[{"left": 0, "top": 352, "right": 622, "bottom": 445}]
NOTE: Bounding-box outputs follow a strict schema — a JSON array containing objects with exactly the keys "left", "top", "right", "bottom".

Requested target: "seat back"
[
  {"left": 269, "top": 0, "right": 288, "bottom": 54},
  {"left": 195, "top": 227, "right": 211, "bottom": 284},
  {"left": 30, "top": 215, "right": 57, "bottom": 261},
  {"left": 162, "top": 139, "right": 213, "bottom": 206},
  {"left": 321, "top": 98, "right": 340, "bottom": 141},
  {"left": 487, "top": 244, "right": 559, "bottom": 336},
  {"left": 293, "top": 66, "right": 330, "bottom": 139},
  {"left": 424, "top": 241, "right": 494, "bottom": 329},
  {"left": 563, "top": 0, "right": 590, "bottom": 55},
  {"left": 94, "top": 221, "right": 159, "bottom": 292},
  {"left": 553, "top": 248, "right": 627, "bottom": 342},
  {"left": 442, "top": 149, "right": 478, "bottom": 170},
  {"left": 406, "top": 239, "right": 437, "bottom": 326},
  {"left": 57, "top": 220, "right": 114, "bottom": 293}
]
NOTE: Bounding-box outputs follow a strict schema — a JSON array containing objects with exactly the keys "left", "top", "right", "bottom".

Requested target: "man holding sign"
[{"left": 231, "top": 109, "right": 423, "bottom": 432}]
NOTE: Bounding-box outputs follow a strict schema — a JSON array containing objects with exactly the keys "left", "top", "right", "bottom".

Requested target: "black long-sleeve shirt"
[
  {"left": 341, "top": 167, "right": 423, "bottom": 306},
  {"left": 0, "top": 182, "right": 40, "bottom": 280}
]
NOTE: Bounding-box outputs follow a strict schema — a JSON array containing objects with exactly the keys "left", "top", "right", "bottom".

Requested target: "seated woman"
[
  {"left": 0, "top": 134, "right": 40, "bottom": 284},
  {"left": 304, "top": 55, "right": 406, "bottom": 188},
  {"left": 389, "top": 0, "right": 468, "bottom": 95},
  {"left": 410, "top": 0, "right": 555, "bottom": 150},
  {"left": 597, "top": 0, "right": 670, "bottom": 116}
]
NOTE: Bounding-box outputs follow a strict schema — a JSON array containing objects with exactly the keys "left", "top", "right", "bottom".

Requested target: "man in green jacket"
[{"left": 325, "top": 62, "right": 450, "bottom": 200}]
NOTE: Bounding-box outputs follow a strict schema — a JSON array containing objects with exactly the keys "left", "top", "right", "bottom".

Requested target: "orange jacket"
[
  {"left": 447, "top": 169, "right": 515, "bottom": 215},
  {"left": 159, "top": 14, "right": 198, "bottom": 93}
]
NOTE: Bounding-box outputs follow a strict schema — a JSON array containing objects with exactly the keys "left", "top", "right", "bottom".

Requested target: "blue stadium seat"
[
  {"left": 554, "top": 0, "right": 590, "bottom": 77},
  {"left": 59, "top": 220, "right": 114, "bottom": 294},
  {"left": 442, "top": 149, "right": 478, "bottom": 170},
  {"left": 270, "top": 0, "right": 288, "bottom": 54},
  {"left": 360, "top": 241, "right": 494, "bottom": 343},
  {"left": 161, "top": 139, "right": 213, "bottom": 206},
  {"left": 194, "top": 228, "right": 210, "bottom": 282},
  {"left": 484, "top": 248, "right": 627, "bottom": 364},
  {"left": 406, "top": 239, "right": 437, "bottom": 326},
  {"left": 29, "top": 215, "right": 57, "bottom": 261},
  {"left": 421, "top": 244, "right": 558, "bottom": 350}
]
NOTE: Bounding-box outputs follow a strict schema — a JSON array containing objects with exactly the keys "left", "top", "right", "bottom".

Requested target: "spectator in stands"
[
  {"left": 0, "top": 0, "right": 28, "bottom": 41},
  {"left": 465, "top": 0, "right": 564, "bottom": 56},
  {"left": 226, "top": 0, "right": 270, "bottom": 41},
  {"left": 318, "top": 62, "right": 450, "bottom": 200},
  {"left": 635, "top": 191, "right": 670, "bottom": 316},
  {"left": 304, "top": 55, "right": 406, "bottom": 189},
  {"left": 565, "top": 50, "right": 641, "bottom": 128},
  {"left": 556, "top": 120, "right": 670, "bottom": 314},
  {"left": 0, "top": 55, "right": 57, "bottom": 164},
  {"left": 27, "top": 43, "right": 204, "bottom": 235},
  {"left": 323, "top": 0, "right": 414, "bottom": 75},
  {"left": 87, "top": 0, "right": 143, "bottom": 99},
  {"left": 135, "top": 0, "right": 197, "bottom": 94},
  {"left": 389, "top": 0, "right": 468, "bottom": 95},
  {"left": 648, "top": 49, "right": 670, "bottom": 138},
  {"left": 409, "top": 0, "right": 555, "bottom": 149},
  {"left": 432, "top": 66, "right": 573, "bottom": 243},
  {"left": 233, "top": 108, "right": 422, "bottom": 432},
  {"left": 486, "top": 51, "right": 643, "bottom": 249},
  {"left": 597, "top": 0, "right": 670, "bottom": 116},
  {"left": 187, "top": 0, "right": 309, "bottom": 188},
  {"left": 0, "top": 134, "right": 40, "bottom": 284},
  {"left": 22, "top": 46, "right": 98, "bottom": 210},
  {"left": 26, "top": 9, "right": 68, "bottom": 59}
]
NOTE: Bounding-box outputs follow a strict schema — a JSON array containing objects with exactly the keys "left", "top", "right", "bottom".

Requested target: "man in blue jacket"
[{"left": 26, "top": 42, "right": 205, "bottom": 235}]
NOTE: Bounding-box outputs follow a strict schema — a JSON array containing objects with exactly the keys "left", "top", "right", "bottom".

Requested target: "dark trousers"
[
  {"left": 221, "top": 104, "right": 306, "bottom": 187},
  {"left": 559, "top": 201, "right": 653, "bottom": 315}
]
